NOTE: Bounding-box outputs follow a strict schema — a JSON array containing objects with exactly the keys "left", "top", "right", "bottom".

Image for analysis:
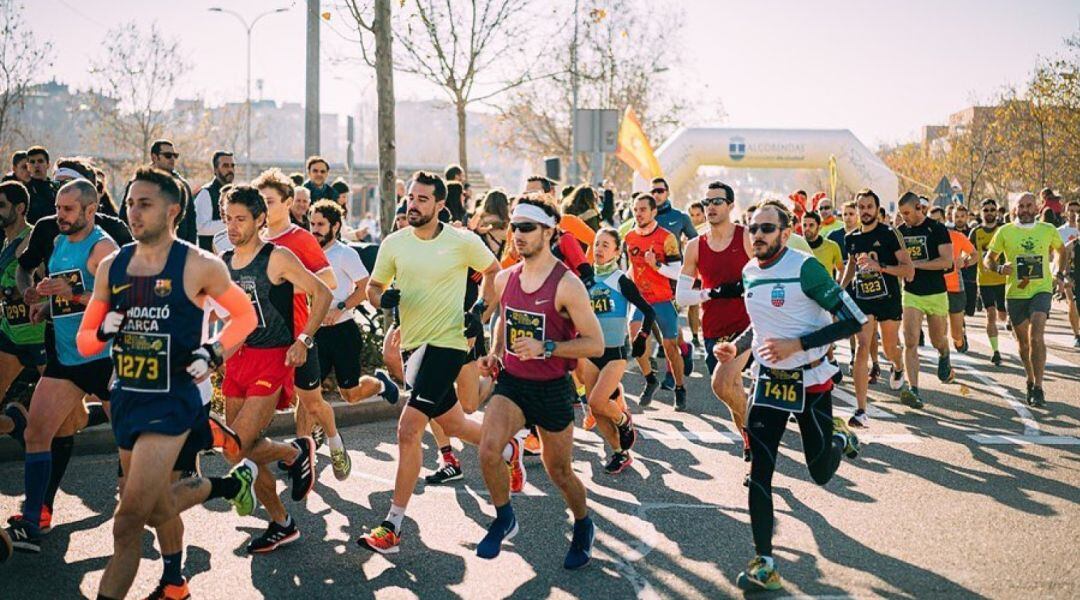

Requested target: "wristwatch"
[
  {"left": 336, "top": 300, "right": 348, "bottom": 311},
  {"left": 297, "top": 333, "right": 315, "bottom": 349},
  {"left": 543, "top": 340, "right": 556, "bottom": 359}
]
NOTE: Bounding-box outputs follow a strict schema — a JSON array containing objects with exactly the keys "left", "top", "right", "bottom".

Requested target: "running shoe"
[
  {"left": 958, "top": 334, "right": 969, "bottom": 353},
  {"left": 899, "top": 387, "right": 925, "bottom": 409},
  {"left": 673, "top": 386, "right": 688, "bottom": 412},
  {"left": 604, "top": 451, "right": 633, "bottom": 474},
  {"left": 660, "top": 371, "right": 675, "bottom": 391},
  {"left": 682, "top": 342, "right": 694, "bottom": 377},
  {"left": 936, "top": 354, "right": 956, "bottom": 383},
  {"left": 0, "top": 527, "right": 11, "bottom": 563},
  {"left": 9, "top": 504, "right": 52, "bottom": 535},
  {"left": 582, "top": 408, "right": 597, "bottom": 431},
  {"left": 425, "top": 463, "right": 464, "bottom": 484},
  {"left": 617, "top": 410, "right": 636, "bottom": 451},
  {"left": 226, "top": 460, "right": 259, "bottom": 517},
  {"left": 832, "top": 417, "right": 861, "bottom": 459},
  {"left": 889, "top": 366, "right": 904, "bottom": 391},
  {"left": 639, "top": 378, "right": 658, "bottom": 408},
  {"left": 5, "top": 517, "right": 40, "bottom": 553},
  {"left": 311, "top": 426, "right": 326, "bottom": 451},
  {"left": 830, "top": 360, "right": 843, "bottom": 384},
  {"left": 144, "top": 578, "right": 191, "bottom": 600},
  {"left": 375, "top": 369, "right": 399, "bottom": 404},
  {"left": 357, "top": 522, "right": 400, "bottom": 555},
  {"left": 247, "top": 519, "right": 300, "bottom": 554},
  {"left": 1074, "top": 336, "right": 1080, "bottom": 349},
  {"left": 1025, "top": 381, "right": 1034, "bottom": 405},
  {"left": 848, "top": 408, "right": 869, "bottom": 428},
  {"left": 868, "top": 363, "right": 881, "bottom": 385},
  {"left": 1031, "top": 386, "right": 1046, "bottom": 407},
  {"left": 736, "top": 556, "right": 783, "bottom": 591},
  {"left": 288, "top": 437, "right": 316, "bottom": 502},
  {"left": 991, "top": 351, "right": 1002, "bottom": 366},
  {"left": 476, "top": 514, "right": 518, "bottom": 559},
  {"left": 331, "top": 446, "right": 352, "bottom": 481},
  {"left": 522, "top": 431, "right": 541, "bottom": 456},
  {"left": 3, "top": 402, "right": 28, "bottom": 447},
  {"left": 564, "top": 516, "right": 594, "bottom": 570},
  {"left": 208, "top": 413, "right": 241, "bottom": 457},
  {"left": 507, "top": 437, "right": 526, "bottom": 494}
]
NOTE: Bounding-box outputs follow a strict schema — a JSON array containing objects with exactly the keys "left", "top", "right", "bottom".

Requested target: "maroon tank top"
[
  {"left": 698, "top": 226, "right": 751, "bottom": 339},
  {"left": 502, "top": 261, "right": 577, "bottom": 380}
]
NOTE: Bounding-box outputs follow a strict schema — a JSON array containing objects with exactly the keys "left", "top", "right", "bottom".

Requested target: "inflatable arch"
[{"left": 635, "top": 127, "right": 898, "bottom": 209}]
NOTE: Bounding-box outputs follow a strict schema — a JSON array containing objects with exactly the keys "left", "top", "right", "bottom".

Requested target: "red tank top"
[
  {"left": 698, "top": 226, "right": 751, "bottom": 339},
  {"left": 502, "top": 261, "right": 577, "bottom": 381}
]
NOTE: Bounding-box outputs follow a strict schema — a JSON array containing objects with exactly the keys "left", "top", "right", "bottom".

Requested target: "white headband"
[
  {"left": 510, "top": 203, "right": 556, "bottom": 228},
  {"left": 54, "top": 167, "right": 89, "bottom": 182}
]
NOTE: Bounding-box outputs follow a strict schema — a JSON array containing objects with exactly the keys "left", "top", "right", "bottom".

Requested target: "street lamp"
[{"left": 209, "top": 6, "right": 290, "bottom": 178}]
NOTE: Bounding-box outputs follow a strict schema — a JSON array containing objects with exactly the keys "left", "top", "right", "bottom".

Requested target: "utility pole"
[
  {"left": 568, "top": 0, "right": 579, "bottom": 185},
  {"left": 304, "top": 0, "right": 320, "bottom": 158},
  {"left": 373, "top": 0, "right": 397, "bottom": 237}
]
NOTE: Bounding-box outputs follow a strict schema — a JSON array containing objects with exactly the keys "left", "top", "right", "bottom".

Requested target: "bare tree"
[
  {"left": 0, "top": 0, "right": 53, "bottom": 156},
  {"left": 86, "top": 22, "right": 191, "bottom": 162}
]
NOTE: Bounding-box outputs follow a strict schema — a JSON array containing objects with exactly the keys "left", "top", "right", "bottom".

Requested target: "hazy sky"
[{"left": 21, "top": 0, "right": 1080, "bottom": 148}]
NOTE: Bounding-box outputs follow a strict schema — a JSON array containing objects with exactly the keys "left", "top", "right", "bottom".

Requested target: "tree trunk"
[
  {"left": 456, "top": 98, "right": 468, "bottom": 181},
  {"left": 374, "top": 0, "right": 397, "bottom": 237}
]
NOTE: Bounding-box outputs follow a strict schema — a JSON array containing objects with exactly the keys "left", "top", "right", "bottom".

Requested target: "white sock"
[
  {"left": 328, "top": 433, "right": 344, "bottom": 452},
  {"left": 502, "top": 442, "right": 514, "bottom": 462},
  {"left": 385, "top": 504, "right": 406, "bottom": 531}
]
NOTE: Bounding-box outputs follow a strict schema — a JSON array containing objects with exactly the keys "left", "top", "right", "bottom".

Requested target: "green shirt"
[
  {"left": 987, "top": 222, "right": 1063, "bottom": 299},
  {"left": 370, "top": 225, "right": 496, "bottom": 351},
  {"left": 0, "top": 226, "right": 44, "bottom": 345}
]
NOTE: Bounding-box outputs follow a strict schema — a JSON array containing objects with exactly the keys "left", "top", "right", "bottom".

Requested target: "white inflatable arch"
[{"left": 636, "top": 127, "right": 898, "bottom": 208}]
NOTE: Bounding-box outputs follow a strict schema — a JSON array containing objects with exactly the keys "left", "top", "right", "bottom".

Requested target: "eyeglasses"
[
  {"left": 159, "top": 152, "right": 180, "bottom": 159},
  {"left": 748, "top": 223, "right": 781, "bottom": 235},
  {"left": 701, "top": 197, "right": 731, "bottom": 206},
  {"left": 651, "top": 188, "right": 668, "bottom": 195},
  {"left": 511, "top": 222, "right": 540, "bottom": 233},
  {"left": 819, "top": 206, "right": 833, "bottom": 212}
]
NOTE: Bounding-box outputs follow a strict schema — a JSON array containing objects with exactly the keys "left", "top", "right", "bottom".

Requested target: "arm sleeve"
[
  {"left": 213, "top": 283, "right": 259, "bottom": 351},
  {"left": 76, "top": 298, "right": 109, "bottom": 357},
  {"left": 619, "top": 274, "right": 655, "bottom": 337},
  {"left": 557, "top": 234, "right": 588, "bottom": 273},
  {"left": 675, "top": 274, "right": 709, "bottom": 306},
  {"left": 798, "top": 258, "right": 868, "bottom": 351}
]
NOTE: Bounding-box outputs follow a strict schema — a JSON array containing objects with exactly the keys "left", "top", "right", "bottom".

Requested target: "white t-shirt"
[
  {"left": 325, "top": 240, "right": 369, "bottom": 324},
  {"left": 1058, "top": 224, "right": 1078, "bottom": 245}
]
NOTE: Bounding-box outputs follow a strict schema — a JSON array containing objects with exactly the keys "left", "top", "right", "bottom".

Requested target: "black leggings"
[{"left": 747, "top": 390, "right": 843, "bottom": 556}]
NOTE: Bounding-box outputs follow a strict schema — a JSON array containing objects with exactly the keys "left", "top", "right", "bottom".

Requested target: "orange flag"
[{"left": 615, "top": 106, "right": 662, "bottom": 181}]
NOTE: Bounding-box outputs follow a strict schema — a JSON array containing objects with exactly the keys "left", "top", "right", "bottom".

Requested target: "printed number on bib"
[
  {"left": 590, "top": 288, "right": 615, "bottom": 314},
  {"left": 753, "top": 366, "right": 805, "bottom": 413},
  {"left": 114, "top": 332, "right": 170, "bottom": 392},
  {"left": 903, "top": 236, "right": 928, "bottom": 261},
  {"left": 1015, "top": 255, "right": 1044, "bottom": 280},
  {"left": 505, "top": 307, "right": 545, "bottom": 359},
  {"left": 239, "top": 278, "right": 266, "bottom": 328},
  {"left": 49, "top": 269, "right": 86, "bottom": 317},
  {"left": 854, "top": 271, "right": 888, "bottom": 300},
  {"left": 2, "top": 299, "right": 30, "bottom": 327}
]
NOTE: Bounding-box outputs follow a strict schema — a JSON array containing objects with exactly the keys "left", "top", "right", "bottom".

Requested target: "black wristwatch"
[
  {"left": 543, "top": 340, "right": 556, "bottom": 359},
  {"left": 336, "top": 300, "right": 348, "bottom": 311}
]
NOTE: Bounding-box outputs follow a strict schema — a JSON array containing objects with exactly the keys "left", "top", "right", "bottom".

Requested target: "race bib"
[
  {"left": 1, "top": 287, "right": 30, "bottom": 326},
  {"left": 49, "top": 269, "right": 86, "bottom": 317},
  {"left": 505, "top": 307, "right": 545, "bottom": 358},
  {"left": 753, "top": 366, "right": 805, "bottom": 413},
  {"left": 590, "top": 288, "right": 615, "bottom": 314},
  {"left": 854, "top": 271, "right": 888, "bottom": 300},
  {"left": 113, "top": 331, "right": 170, "bottom": 392},
  {"left": 238, "top": 277, "right": 266, "bottom": 328},
  {"left": 903, "top": 236, "right": 929, "bottom": 261},
  {"left": 1015, "top": 255, "right": 1044, "bottom": 280}
]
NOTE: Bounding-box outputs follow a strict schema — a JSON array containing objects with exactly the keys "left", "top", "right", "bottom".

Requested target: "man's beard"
[
  {"left": 407, "top": 210, "right": 432, "bottom": 227},
  {"left": 754, "top": 238, "right": 783, "bottom": 261}
]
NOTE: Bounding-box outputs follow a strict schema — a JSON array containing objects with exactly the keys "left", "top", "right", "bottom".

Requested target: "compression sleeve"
[
  {"left": 675, "top": 274, "right": 709, "bottom": 306},
  {"left": 658, "top": 261, "right": 683, "bottom": 281},
  {"left": 619, "top": 274, "right": 655, "bottom": 338},
  {"left": 76, "top": 298, "right": 109, "bottom": 357},
  {"left": 212, "top": 282, "right": 259, "bottom": 351}
]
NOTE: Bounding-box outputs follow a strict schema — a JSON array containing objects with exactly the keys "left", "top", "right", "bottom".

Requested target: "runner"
[
  {"left": 356, "top": 171, "right": 520, "bottom": 555},
  {"left": 75, "top": 167, "right": 259, "bottom": 599},
  {"left": 4, "top": 179, "right": 117, "bottom": 553},
  {"left": 646, "top": 177, "right": 696, "bottom": 391},
  {"left": 933, "top": 210, "right": 976, "bottom": 353},
  {"left": 713, "top": 203, "right": 863, "bottom": 592},
  {"left": 896, "top": 192, "right": 956, "bottom": 408},
  {"left": 220, "top": 183, "right": 330, "bottom": 552},
  {"left": 0, "top": 181, "right": 45, "bottom": 405},
  {"left": 474, "top": 196, "right": 604, "bottom": 568},
  {"left": 969, "top": 198, "right": 1007, "bottom": 365},
  {"left": 839, "top": 190, "right": 913, "bottom": 425},
  {"left": 676, "top": 181, "right": 753, "bottom": 457},
  {"left": 951, "top": 205, "right": 980, "bottom": 321},
  {"left": 802, "top": 211, "right": 844, "bottom": 278},
  {"left": 984, "top": 192, "right": 1065, "bottom": 406},
  {"left": 1056, "top": 200, "right": 1080, "bottom": 346},
  {"left": 581, "top": 227, "right": 650, "bottom": 473},
  {"left": 625, "top": 193, "right": 687, "bottom": 409}
]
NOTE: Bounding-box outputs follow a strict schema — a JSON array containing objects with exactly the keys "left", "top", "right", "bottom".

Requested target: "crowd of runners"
[{"left": 0, "top": 142, "right": 1074, "bottom": 597}]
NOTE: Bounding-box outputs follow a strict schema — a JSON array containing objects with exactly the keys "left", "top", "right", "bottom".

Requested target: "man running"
[
  {"left": 896, "top": 192, "right": 956, "bottom": 408},
  {"left": 969, "top": 198, "right": 1007, "bottom": 365},
  {"left": 75, "top": 167, "right": 259, "bottom": 599},
  {"left": 474, "top": 196, "right": 604, "bottom": 568},
  {"left": 840, "top": 190, "right": 913, "bottom": 425},
  {"left": 0, "top": 181, "right": 45, "bottom": 403},
  {"left": 625, "top": 194, "right": 687, "bottom": 409},
  {"left": 713, "top": 203, "right": 863, "bottom": 592},
  {"left": 1057, "top": 200, "right": 1080, "bottom": 346},
  {"left": 803, "top": 211, "right": 844, "bottom": 278},
  {"left": 984, "top": 192, "right": 1065, "bottom": 406},
  {"left": 221, "top": 183, "right": 331, "bottom": 552}
]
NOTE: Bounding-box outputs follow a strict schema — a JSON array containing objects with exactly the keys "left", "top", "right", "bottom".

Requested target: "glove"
[
  {"left": 577, "top": 263, "right": 596, "bottom": 289},
  {"left": 469, "top": 299, "right": 487, "bottom": 321},
  {"left": 707, "top": 281, "right": 744, "bottom": 299},
  {"left": 631, "top": 331, "right": 648, "bottom": 358},
  {"left": 96, "top": 311, "right": 125, "bottom": 342},
  {"left": 380, "top": 288, "right": 401, "bottom": 310},
  {"left": 464, "top": 310, "right": 484, "bottom": 339},
  {"left": 185, "top": 343, "right": 223, "bottom": 380}
]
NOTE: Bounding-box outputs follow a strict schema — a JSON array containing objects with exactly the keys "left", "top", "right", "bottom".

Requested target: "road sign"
[{"left": 573, "top": 109, "right": 618, "bottom": 153}]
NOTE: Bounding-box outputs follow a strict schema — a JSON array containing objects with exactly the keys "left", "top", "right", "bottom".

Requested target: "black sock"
[
  {"left": 208, "top": 476, "right": 241, "bottom": 500},
  {"left": 675, "top": 384, "right": 685, "bottom": 391},
  {"left": 85, "top": 402, "right": 109, "bottom": 428},
  {"left": 44, "top": 436, "right": 74, "bottom": 508}
]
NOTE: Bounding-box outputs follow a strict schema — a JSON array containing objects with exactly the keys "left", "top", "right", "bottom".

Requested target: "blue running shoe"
[
  {"left": 476, "top": 515, "right": 518, "bottom": 559},
  {"left": 563, "top": 516, "right": 594, "bottom": 570}
]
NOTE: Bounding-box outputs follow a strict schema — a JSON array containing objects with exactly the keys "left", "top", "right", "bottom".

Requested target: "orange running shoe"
[
  {"left": 522, "top": 431, "right": 541, "bottom": 456},
  {"left": 357, "top": 522, "right": 401, "bottom": 554},
  {"left": 507, "top": 438, "right": 526, "bottom": 494},
  {"left": 9, "top": 504, "right": 52, "bottom": 535},
  {"left": 144, "top": 578, "right": 191, "bottom": 600},
  {"left": 209, "top": 413, "right": 242, "bottom": 457},
  {"left": 582, "top": 408, "right": 597, "bottom": 431}
]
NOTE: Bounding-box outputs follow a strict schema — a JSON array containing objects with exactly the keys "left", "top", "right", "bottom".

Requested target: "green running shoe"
[
  {"left": 832, "top": 417, "right": 861, "bottom": 459},
  {"left": 227, "top": 459, "right": 259, "bottom": 517},
  {"left": 899, "top": 386, "right": 925, "bottom": 409},
  {"left": 736, "top": 555, "right": 782, "bottom": 591}
]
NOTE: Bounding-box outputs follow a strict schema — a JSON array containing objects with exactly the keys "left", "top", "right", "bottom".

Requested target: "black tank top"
[{"left": 225, "top": 244, "right": 294, "bottom": 349}]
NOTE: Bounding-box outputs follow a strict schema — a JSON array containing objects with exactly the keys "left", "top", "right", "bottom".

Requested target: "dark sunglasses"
[
  {"left": 981, "top": 208, "right": 996, "bottom": 213},
  {"left": 748, "top": 223, "right": 781, "bottom": 235},
  {"left": 702, "top": 197, "right": 732, "bottom": 206},
  {"left": 159, "top": 152, "right": 180, "bottom": 159},
  {"left": 651, "top": 188, "right": 668, "bottom": 195},
  {"left": 511, "top": 222, "right": 540, "bottom": 233}
]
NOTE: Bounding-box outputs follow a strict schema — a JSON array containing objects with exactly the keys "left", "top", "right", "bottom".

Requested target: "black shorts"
[
  {"left": 588, "top": 344, "right": 629, "bottom": 370},
  {"left": 295, "top": 339, "right": 323, "bottom": 391},
  {"left": 493, "top": 371, "right": 576, "bottom": 432},
  {"left": 403, "top": 345, "right": 466, "bottom": 419},
  {"left": 854, "top": 297, "right": 902, "bottom": 323},
  {"left": 0, "top": 330, "right": 46, "bottom": 369},
  {"left": 1007, "top": 292, "right": 1052, "bottom": 326},
  {"left": 980, "top": 284, "right": 1006, "bottom": 312},
  {"left": 948, "top": 291, "right": 967, "bottom": 314},
  {"left": 174, "top": 404, "right": 213, "bottom": 473},
  {"left": 43, "top": 357, "right": 111, "bottom": 401},
  {"left": 315, "top": 319, "right": 363, "bottom": 389},
  {"left": 963, "top": 282, "right": 978, "bottom": 316},
  {"left": 704, "top": 330, "right": 754, "bottom": 375}
]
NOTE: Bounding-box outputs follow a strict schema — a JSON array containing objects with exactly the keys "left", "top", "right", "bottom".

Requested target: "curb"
[{"left": 0, "top": 397, "right": 402, "bottom": 463}]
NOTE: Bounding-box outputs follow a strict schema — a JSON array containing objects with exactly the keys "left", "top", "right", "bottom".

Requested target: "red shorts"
[{"left": 222, "top": 346, "right": 295, "bottom": 409}]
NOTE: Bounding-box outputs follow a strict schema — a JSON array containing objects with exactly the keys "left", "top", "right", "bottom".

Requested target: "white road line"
[
  {"left": 948, "top": 351, "right": 1040, "bottom": 436},
  {"left": 635, "top": 428, "right": 925, "bottom": 446},
  {"left": 967, "top": 434, "right": 1080, "bottom": 445},
  {"left": 831, "top": 387, "right": 897, "bottom": 420},
  {"left": 967, "top": 333, "right": 1074, "bottom": 368}
]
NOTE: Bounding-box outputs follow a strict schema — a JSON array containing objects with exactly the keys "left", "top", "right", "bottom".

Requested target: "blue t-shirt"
[
  {"left": 655, "top": 202, "right": 698, "bottom": 243},
  {"left": 49, "top": 226, "right": 111, "bottom": 366}
]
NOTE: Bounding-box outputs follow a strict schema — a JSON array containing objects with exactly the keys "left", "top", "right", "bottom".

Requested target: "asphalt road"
[{"left": 2, "top": 309, "right": 1078, "bottom": 599}]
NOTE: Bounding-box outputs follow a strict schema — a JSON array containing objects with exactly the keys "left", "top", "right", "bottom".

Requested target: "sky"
[{"left": 19, "top": 0, "right": 1080, "bottom": 150}]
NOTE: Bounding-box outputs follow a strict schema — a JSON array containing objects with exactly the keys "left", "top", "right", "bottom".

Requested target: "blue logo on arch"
[{"left": 729, "top": 136, "right": 746, "bottom": 161}]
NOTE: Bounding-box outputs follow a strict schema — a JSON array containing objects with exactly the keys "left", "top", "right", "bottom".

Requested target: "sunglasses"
[
  {"left": 511, "top": 222, "right": 540, "bottom": 233},
  {"left": 748, "top": 223, "right": 781, "bottom": 235},
  {"left": 819, "top": 206, "right": 833, "bottom": 212},
  {"left": 651, "top": 188, "right": 668, "bottom": 195},
  {"left": 159, "top": 152, "right": 180, "bottom": 159},
  {"left": 702, "top": 197, "right": 732, "bottom": 206}
]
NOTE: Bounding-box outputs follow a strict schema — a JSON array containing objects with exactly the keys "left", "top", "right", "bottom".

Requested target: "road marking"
[
  {"left": 967, "top": 332, "right": 1073, "bottom": 369},
  {"left": 948, "top": 351, "right": 1040, "bottom": 436},
  {"left": 831, "top": 386, "right": 897, "bottom": 420},
  {"left": 635, "top": 428, "right": 925, "bottom": 446},
  {"left": 967, "top": 434, "right": 1080, "bottom": 445}
]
